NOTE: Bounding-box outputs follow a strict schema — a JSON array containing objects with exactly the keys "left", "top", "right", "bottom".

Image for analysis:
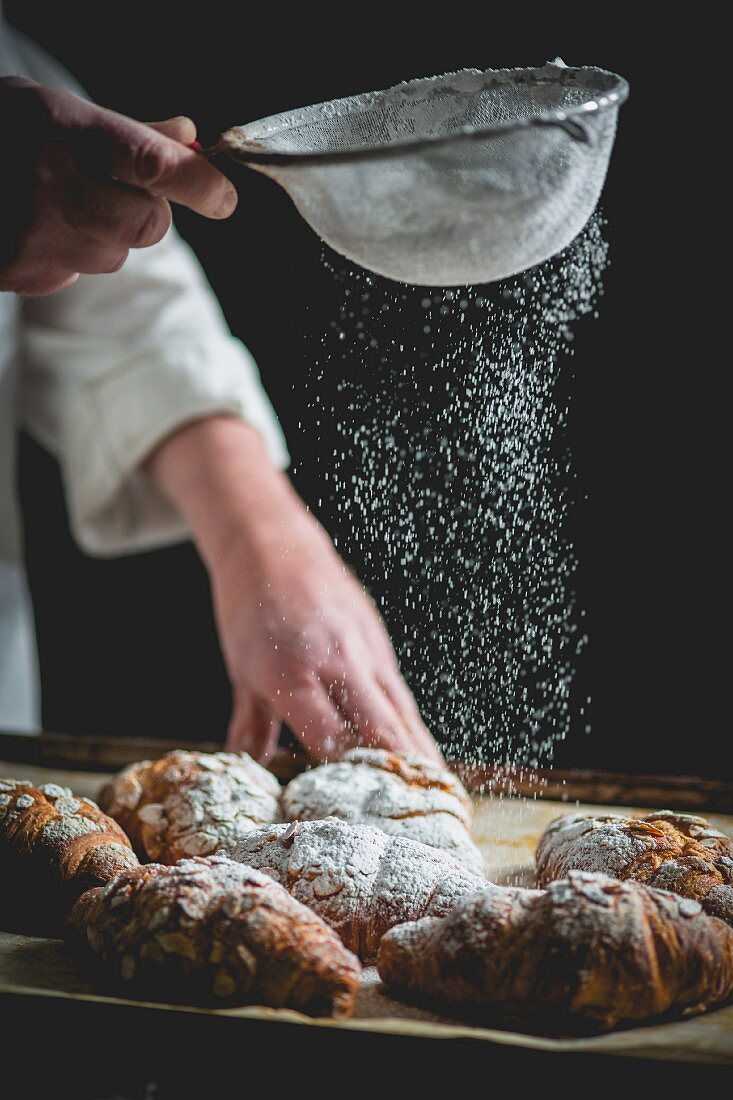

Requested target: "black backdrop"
[{"left": 5, "top": 5, "right": 719, "bottom": 777}]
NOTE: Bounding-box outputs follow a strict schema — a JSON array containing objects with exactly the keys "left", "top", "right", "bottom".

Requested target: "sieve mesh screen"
[{"left": 219, "top": 63, "right": 628, "bottom": 285}]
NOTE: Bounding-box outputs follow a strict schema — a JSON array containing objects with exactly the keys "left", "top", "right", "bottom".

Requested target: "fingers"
[
  {"left": 65, "top": 181, "right": 171, "bottom": 250},
  {"left": 324, "top": 663, "right": 419, "bottom": 759},
  {"left": 378, "top": 672, "right": 446, "bottom": 765},
  {"left": 56, "top": 237, "right": 129, "bottom": 275},
  {"left": 1, "top": 265, "right": 79, "bottom": 297},
  {"left": 25, "top": 147, "right": 170, "bottom": 283},
  {"left": 0, "top": 82, "right": 234, "bottom": 295},
  {"left": 147, "top": 116, "right": 198, "bottom": 145},
  {"left": 24, "top": 83, "right": 237, "bottom": 220},
  {"left": 53, "top": 148, "right": 172, "bottom": 250},
  {"left": 100, "top": 112, "right": 237, "bottom": 218},
  {"left": 276, "top": 675, "right": 362, "bottom": 763},
  {"left": 279, "top": 663, "right": 421, "bottom": 765},
  {"left": 4, "top": 209, "right": 127, "bottom": 285},
  {"left": 357, "top": 608, "right": 445, "bottom": 764},
  {"left": 226, "top": 690, "right": 281, "bottom": 762},
  {"left": 226, "top": 665, "right": 442, "bottom": 770}
]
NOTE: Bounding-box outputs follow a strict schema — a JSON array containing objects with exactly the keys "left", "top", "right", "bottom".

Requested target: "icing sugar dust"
[{"left": 298, "top": 215, "right": 608, "bottom": 771}]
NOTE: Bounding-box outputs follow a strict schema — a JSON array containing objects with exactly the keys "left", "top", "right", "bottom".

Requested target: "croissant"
[
  {"left": 99, "top": 750, "right": 281, "bottom": 863},
  {"left": 378, "top": 871, "right": 733, "bottom": 1032},
  {"left": 0, "top": 778, "right": 139, "bottom": 932},
  {"left": 282, "top": 748, "right": 484, "bottom": 876},
  {"left": 536, "top": 811, "right": 733, "bottom": 926},
  {"left": 228, "top": 817, "right": 487, "bottom": 960},
  {"left": 66, "top": 853, "right": 361, "bottom": 1017}
]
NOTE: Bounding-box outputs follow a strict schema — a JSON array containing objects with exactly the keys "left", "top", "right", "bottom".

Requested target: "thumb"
[{"left": 147, "top": 116, "right": 198, "bottom": 145}]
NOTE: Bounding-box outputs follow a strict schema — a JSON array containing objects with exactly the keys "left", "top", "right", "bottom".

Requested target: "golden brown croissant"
[
  {"left": 377, "top": 871, "right": 733, "bottom": 1032},
  {"left": 0, "top": 778, "right": 139, "bottom": 932},
  {"left": 536, "top": 811, "right": 733, "bottom": 925},
  {"left": 228, "top": 817, "right": 487, "bottom": 960},
  {"left": 66, "top": 854, "right": 361, "bottom": 1017},
  {"left": 282, "top": 748, "right": 484, "bottom": 875},
  {"left": 99, "top": 750, "right": 281, "bottom": 863}
]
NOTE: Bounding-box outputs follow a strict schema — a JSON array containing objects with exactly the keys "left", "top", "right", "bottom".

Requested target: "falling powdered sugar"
[{"left": 298, "top": 214, "right": 608, "bottom": 773}]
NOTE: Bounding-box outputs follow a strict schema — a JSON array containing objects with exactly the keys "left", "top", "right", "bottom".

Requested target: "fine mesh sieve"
[{"left": 214, "top": 61, "right": 628, "bottom": 287}]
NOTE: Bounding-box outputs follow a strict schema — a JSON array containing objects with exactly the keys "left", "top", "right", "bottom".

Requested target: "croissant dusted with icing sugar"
[
  {"left": 228, "top": 817, "right": 488, "bottom": 960},
  {"left": 377, "top": 871, "right": 733, "bottom": 1032},
  {"left": 0, "top": 778, "right": 139, "bottom": 933},
  {"left": 100, "top": 750, "right": 281, "bottom": 863},
  {"left": 282, "top": 748, "right": 484, "bottom": 875},
  {"left": 536, "top": 811, "right": 733, "bottom": 926},
  {"left": 67, "top": 854, "right": 361, "bottom": 1017}
]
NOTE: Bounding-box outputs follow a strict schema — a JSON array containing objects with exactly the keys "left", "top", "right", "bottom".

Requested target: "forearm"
[{"left": 145, "top": 415, "right": 325, "bottom": 569}]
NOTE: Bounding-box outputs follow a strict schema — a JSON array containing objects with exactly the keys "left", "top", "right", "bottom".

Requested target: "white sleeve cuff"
[{"left": 23, "top": 331, "right": 289, "bottom": 557}]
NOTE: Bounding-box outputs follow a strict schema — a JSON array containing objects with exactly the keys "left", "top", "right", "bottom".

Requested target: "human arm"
[
  {"left": 145, "top": 415, "right": 443, "bottom": 765},
  {"left": 19, "top": 219, "right": 440, "bottom": 764}
]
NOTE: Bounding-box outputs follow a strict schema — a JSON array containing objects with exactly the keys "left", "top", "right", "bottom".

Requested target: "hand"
[
  {"left": 0, "top": 77, "right": 237, "bottom": 295},
  {"left": 213, "top": 501, "right": 443, "bottom": 765},
  {"left": 147, "top": 417, "right": 444, "bottom": 766}
]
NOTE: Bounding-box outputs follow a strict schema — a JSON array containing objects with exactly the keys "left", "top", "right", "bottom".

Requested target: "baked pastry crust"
[
  {"left": 536, "top": 811, "right": 733, "bottom": 925},
  {"left": 378, "top": 871, "right": 733, "bottom": 1032},
  {"left": 282, "top": 748, "right": 484, "bottom": 875},
  {"left": 100, "top": 750, "right": 281, "bottom": 863},
  {"left": 67, "top": 854, "right": 361, "bottom": 1017},
  {"left": 229, "top": 817, "right": 487, "bottom": 960},
  {"left": 0, "top": 778, "right": 138, "bottom": 932}
]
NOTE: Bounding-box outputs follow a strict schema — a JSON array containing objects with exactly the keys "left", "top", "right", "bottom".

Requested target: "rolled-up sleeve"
[{"left": 20, "top": 228, "right": 289, "bottom": 557}]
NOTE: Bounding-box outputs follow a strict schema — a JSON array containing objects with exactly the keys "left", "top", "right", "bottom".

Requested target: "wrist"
[{"left": 146, "top": 415, "right": 323, "bottom": 568}]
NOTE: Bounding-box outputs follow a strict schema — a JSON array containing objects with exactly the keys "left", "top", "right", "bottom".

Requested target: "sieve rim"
[{"left": 218, "top": 63, "right": 629, "bottom": 168}]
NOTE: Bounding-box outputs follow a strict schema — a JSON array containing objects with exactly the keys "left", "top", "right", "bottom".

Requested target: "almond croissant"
[
  {"left": 66, "top": 854, "right": 361, "bottom": 1017},
  {"left": 536, "top": 811, "right": 733, "bottom": 925},
  {"left": 282, "top": 748, "right": 484, "bottom": 876},
  {"left": 228, "top": 817, "right": 487, "bottom": 960},
  {"left": 0, "top": 778, "right": 139, "bottom": 932},
  {"left": 377, "top": 871, "right": 733, "bottom": 1032},
  {"left": 99, "top": 750, "right": 281, "bottom": 863}
]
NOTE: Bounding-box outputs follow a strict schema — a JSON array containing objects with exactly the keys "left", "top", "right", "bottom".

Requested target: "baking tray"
[{"left": 0, "top": 732, "right": 732, "bottom": 1067}]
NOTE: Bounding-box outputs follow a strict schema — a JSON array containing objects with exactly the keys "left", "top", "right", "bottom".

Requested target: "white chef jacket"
[{"left": 0, "top": 15, "right": 289, "bottom": 731}]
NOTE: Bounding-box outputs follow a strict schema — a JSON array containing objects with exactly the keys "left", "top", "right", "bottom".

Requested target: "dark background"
[{"left": 5, "top": 5, "right": 717, "bottom": 777}]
